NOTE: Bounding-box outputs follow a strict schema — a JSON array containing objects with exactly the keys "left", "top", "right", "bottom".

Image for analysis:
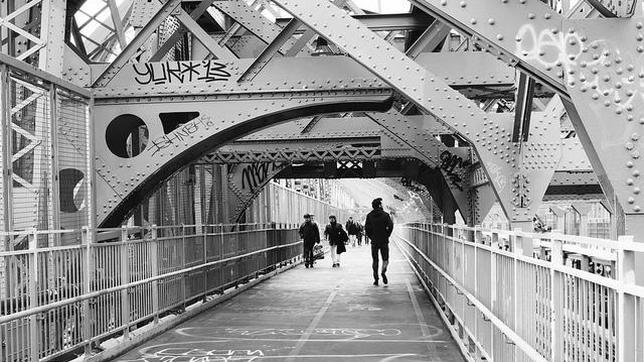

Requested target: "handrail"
[
  {"left": 396, "top": 234, "right": 548, "bottom": 362},
  {"left": 0, "top": 240, "right": 301, "bottom": 324},
  {"left": 399, "top": 222, "right": 641, "bottom": 361}
]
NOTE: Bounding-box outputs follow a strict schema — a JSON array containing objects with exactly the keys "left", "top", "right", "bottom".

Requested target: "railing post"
[
  {"left": 81, "top": 227, "right": 92, "bottom": 354},
  {"left": 203, "top": 224, "right": 208, "bottom": 302},
  {"left": 28, "top": 228, "right": 38, "bottom": 361},
  {"left": 490, "top": 230, "right": 498, "bottom": 358},
  {"left": 120, "top": 226, "right": 130, "bottom": 339},
  {"left": 617, "top": 235, "right": 635, "bottom": 361},
  {"left": 551, "top": 236, "right": 564, "bottom": 361},
  {"left": 181, "top": 224, "right": 186, "bottom": 310},
  {"left": 150, "top": 225, "right": 159, "bottom": 324}
]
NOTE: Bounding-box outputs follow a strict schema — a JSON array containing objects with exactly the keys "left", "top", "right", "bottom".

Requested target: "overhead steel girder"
[
  {"left": 408, "top": 0, "right": 569, "bottom": 96},
  {"left": 94, "top": 89, "right": 392, "bottom": 227},
  {"left": 273, "top": 0, "right": 561, "bottom": 227},
  {"left": 207, "top": 148, "right": 464, "bottom": 223},
  {"left": 236, "top": 109, "right": 474, "bottom": 219},
  {"left": 408, "top": 0, "right": 644, "bottom": 224},
  {"left": 90, "top": 52, "right": 514, "bottom": 96},
  {"left": 585, "top": 0, "right": 638, "bottom": 18},
  {"left": 562, "top": 17, "right": 644, "bottom": 235},
  {"left": 274, "top": 13, "right": 435, "bottom": 32},
  {"left": 213, "top": 0, "right": 306, "bottom": 55}
]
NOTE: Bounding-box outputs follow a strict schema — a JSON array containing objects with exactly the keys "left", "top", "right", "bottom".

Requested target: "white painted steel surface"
[{"left": 398, "top": 223, "right": 643, "bottom": 361}]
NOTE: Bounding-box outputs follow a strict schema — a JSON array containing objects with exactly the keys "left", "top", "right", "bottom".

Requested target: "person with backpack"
[
  {"left": 299, "top": 213, "right": 320, "bottom": 268},
  {"left": 365, "top": 198, "right": 394, "bottom": 286},
  {"left": 324, "top": 215, "right": 348, "bottom": 268}
]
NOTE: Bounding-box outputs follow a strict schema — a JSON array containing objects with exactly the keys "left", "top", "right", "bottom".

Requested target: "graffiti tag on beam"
[
  {"left": 439, "top": 151, "right": 471, "bottom": 191},
  {"left": 132, "top": 60, "right": 231, "bottom": 85},
  {"left": 241, "top": 163, "right": 283, "bottom": 192},
  {"left": 148, "top": 116, "right": 216, "bottom": 156}
]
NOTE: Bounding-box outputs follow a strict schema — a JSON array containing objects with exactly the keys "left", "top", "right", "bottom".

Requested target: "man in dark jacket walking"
[
  {"left": 299, "top": 213, "right": 320, "bottom": 268},
  {"left": 365, "top": 198, "right": 394, "bottom": 285}
]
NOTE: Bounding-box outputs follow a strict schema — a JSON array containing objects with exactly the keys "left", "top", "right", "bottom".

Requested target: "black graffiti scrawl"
[
  {"left": 241, "top": 163, "right": 282, "bottom": 192},
  {"left": 133, "top": 60, "right": 231, "bottom": 85},
  {"left": 439, "top": 150, "right": 471, "bottom": 191}
]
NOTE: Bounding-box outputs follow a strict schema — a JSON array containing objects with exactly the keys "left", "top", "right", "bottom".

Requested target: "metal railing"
[
  {"left": 397, "top": 223, "right": 644, "bottom": 362},
  {"left": 0, "top": 223, "right": 301, "bottom": 361}
]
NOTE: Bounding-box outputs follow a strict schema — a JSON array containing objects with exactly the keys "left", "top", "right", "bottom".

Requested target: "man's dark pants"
[
  {"left": 303, "top": 242, "right": 315, "bottom": 266},
  {"left": 371, "top": 243, "right": 389, "bottom": 279}
]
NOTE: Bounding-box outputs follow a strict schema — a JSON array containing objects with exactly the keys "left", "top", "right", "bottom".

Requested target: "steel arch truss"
[{"left": 273, "top": 0, "right": 561, "bottom": 228}]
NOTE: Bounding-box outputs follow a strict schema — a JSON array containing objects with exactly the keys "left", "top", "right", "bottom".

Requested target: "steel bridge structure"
[{"left": 2, "top": 0, "right": 644, "bottom": 360}]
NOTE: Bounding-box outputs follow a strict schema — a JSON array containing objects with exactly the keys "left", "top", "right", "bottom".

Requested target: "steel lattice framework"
[{"left": 1, "top": 0, "right": 642, "bottom": 238}]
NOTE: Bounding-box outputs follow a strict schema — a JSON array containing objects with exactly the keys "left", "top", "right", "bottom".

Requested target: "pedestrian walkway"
[{"left": 116, "top": 242, "right": 465, "bottom": 361}]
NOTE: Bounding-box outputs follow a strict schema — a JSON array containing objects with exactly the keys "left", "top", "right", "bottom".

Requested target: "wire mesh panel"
[
  {"left": 0, "top": 61, "right": 90, "bottom": 249},
  {"left": 56, "top": 89, "right": 91, "bottom": 239}
]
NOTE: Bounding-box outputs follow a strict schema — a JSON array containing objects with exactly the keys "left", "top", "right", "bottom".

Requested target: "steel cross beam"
[
  {"left": 586, "top": 0, "right": 638, "bottom": 17},
  {"left": 214, "top": 0, "right": 304, "bottom": 55},
  {"left": 94, "top": 87, "right": 393, "bottom": 227},
  {"left": 409, "top": 0, "right": 570, "bottom": 96},
  {"left": 92, "top": 0, "right": 184, "bottom": 87},
  {"left": 406, "top": 0, "right": 644, "bottom": 229},
  {"left": 272, "top": 0, "right": 560, "bottom": 227},
  {"left": 93, "top": 51, "right": 514, "bottom": 98}
]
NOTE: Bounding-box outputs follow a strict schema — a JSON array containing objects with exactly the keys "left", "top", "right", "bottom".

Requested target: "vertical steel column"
[
  {"left": 87, "top": 97, "right": 96, "bottom": 232},
  {"left": 1, "top": 64, "right": 13, "bottom": 236},
  {"left": 48, "top": 84, "right": 60, "bottom": 244}
]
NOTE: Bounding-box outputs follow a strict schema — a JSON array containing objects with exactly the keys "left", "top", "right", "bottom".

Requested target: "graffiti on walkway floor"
[
  {"left": 121, "top": 345, "right": 263, "bottom": 362},
  {"left": 177, "top": 327, "right": 401, "bottom": 339}
]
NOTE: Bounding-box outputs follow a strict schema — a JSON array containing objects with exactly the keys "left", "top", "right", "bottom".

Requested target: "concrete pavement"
[{"left": 116, "top": 241, "right": 465, "bottom": 361}]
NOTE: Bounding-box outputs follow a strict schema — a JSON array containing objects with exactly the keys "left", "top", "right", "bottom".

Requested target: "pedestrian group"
[{"left": 298, "top": 197, "right": 394, "bottom": 286}]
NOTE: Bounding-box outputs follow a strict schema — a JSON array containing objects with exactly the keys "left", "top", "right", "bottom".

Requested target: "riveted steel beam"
[
  {"left": 272, "top": 0, "right": 560, "bottom": 227},
  {"left": 405, "top": 20, "right": 451, "bottom": 58},
  {"left": 586, "top": 0, "right": 638, "bottom": 17},
  {"left": 238, "top": 18, "right": 302, "bottom": 82},
  {"left": 173, "top": 7, "right": 237, "bottom": 60},
  {"left": 513, "top": 72, "right": 536, "bottom": 142},
  {"left": 409, "top": 0, "right": 569, "bottom": 96},
  {"left": 94, "top": 89, "right": 393, "bottom": 226},
  {"left": 95, "top": 52, "right": 514, "bottom": 99},
  {"left": 92, "top": 0, "right": 184, "bottom": 87},
  {"left": 562, "top": 17, "right": 644, "bottom": 230},
  {"left": 214, "top": 0, "right": 303, "bottom": 55},
  {"left": 276, "top": 13, "right": 435, "bottom": 33}
]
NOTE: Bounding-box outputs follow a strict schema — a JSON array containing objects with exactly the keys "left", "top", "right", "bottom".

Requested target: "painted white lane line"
[
  {"left": 285, "top": 281, "right": 343, "bottom": 360},
  {"left": 405, "top": 279, "right": 431, "bottom": 338}
]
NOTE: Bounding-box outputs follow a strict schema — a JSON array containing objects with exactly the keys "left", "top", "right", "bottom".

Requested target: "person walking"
[
  {"left": 299, "top": 213, "right": 320, "bottom": 268},
  {"left": 365, "top": 198, "right": 394, "bottom": 286},
  {"left": 325, "top": 215, "right": 348, "bottom": 267},
  {"left": 346, "top": 217, "right": 359, "bottom": 247},
  {"left": 356, "top": 222, "right": 364, "bottom": 246}
]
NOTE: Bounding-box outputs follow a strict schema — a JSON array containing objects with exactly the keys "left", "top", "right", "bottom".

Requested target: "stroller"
[{"left": 313, "top": 244, "right": 325, "bottom": 260}]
